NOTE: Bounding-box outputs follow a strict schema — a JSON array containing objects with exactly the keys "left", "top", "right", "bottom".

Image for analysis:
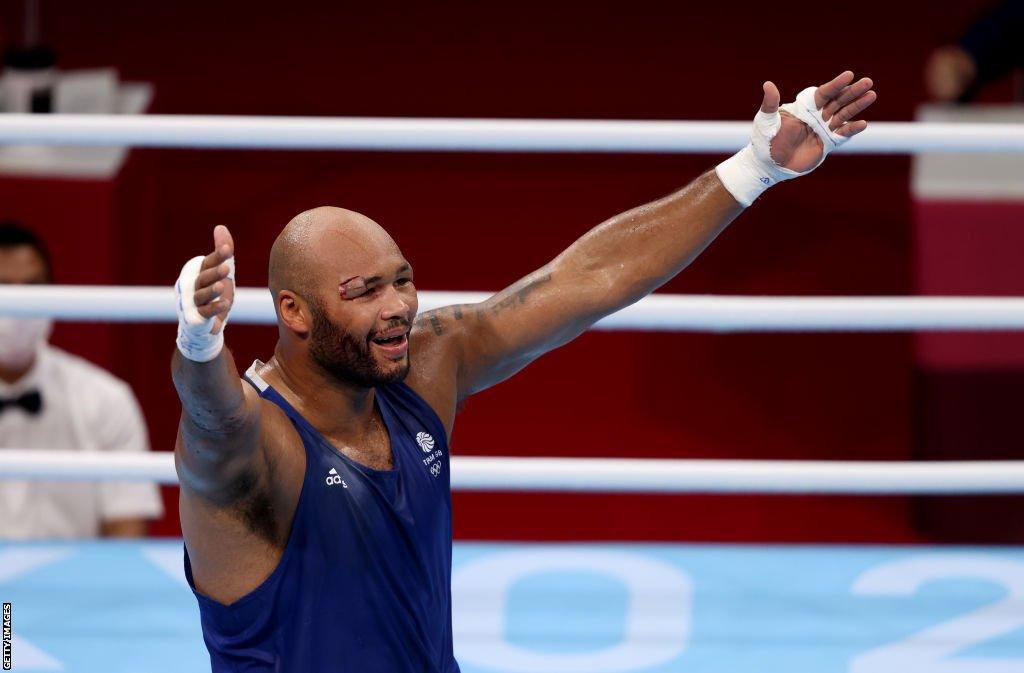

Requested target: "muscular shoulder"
[
  {"left": 406, "top": 305, "right": 475, "bottom": 437},
  {"left": 178, "top": 380, "right": 304, "bottom": 543}
]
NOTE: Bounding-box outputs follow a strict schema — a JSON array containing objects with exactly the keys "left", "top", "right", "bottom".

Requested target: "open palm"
[{"left": 766, "top": 71, "right": 877, "bottom": 173}]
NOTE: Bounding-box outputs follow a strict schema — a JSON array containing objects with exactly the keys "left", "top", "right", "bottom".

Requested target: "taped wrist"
[
  {"left": 716, "top": 86, "right": 851, "bottom": 207},
  {"left": 174, "top": 255, "right": 234, "bottom": 362},
  {"left": 715, "top": 141, "right": 797, "bottom": 207}
]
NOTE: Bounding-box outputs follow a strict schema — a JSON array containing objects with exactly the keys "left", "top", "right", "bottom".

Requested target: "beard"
[{"left": 307, "top": 298, "right": 410, "bottom": 388}]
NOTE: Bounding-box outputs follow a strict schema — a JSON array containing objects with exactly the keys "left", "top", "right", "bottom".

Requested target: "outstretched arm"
[
  {"left": 431, "top": 169, "right": 739, "bottom": 397},
  {"left": 421, "top": 71, "right": 876, "bottom": 399}
]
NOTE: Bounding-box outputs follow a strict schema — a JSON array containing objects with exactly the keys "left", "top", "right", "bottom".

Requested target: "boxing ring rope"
[
  {"left": 3, "top": 450, "right": 1024, "bottom": 495},
  {"left": 6, "top": 288, "right": 1020, "bottom": 494},
  {"left": 6, "top": 284, "right": 1018, "bottom": 492},
  {"left": 1, "top": 114, "right": 1023, "bottom": 153},
  {"left": 4, "top": 116, "right": 1024, "bottom": 497},
  {"left": 3, "top": 285, "right": 1024, "bottom": 332}
]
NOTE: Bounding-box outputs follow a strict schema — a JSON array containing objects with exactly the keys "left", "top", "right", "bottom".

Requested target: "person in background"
[
  {"left": 925, "top": 0, "right": 1024, "bottom": 102},
  {"left": 0, "top": 221, "right": 163, "bottom": 538}
]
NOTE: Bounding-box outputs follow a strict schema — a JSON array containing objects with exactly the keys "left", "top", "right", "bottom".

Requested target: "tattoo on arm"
[
  {"left": 416, "top": 304, "right": 471, "bottom": 336},
  {"left": 414, "top": 273, "right": 552, "bottom": 336},
  {"left": 489, "top": 272, "right": 553, "bottom": 316}
]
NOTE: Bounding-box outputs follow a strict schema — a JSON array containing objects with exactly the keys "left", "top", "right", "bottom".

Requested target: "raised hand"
[
  {"left": 192, "top": 225, "right": 236, "bottom": 334},
  {"left": 766, "top": 71, "right": 877, "bottom": 173}
]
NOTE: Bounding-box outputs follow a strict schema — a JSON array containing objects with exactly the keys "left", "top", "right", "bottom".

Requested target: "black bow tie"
[{"left": 0, "top": 390, "right": 43, "bottom": 415}]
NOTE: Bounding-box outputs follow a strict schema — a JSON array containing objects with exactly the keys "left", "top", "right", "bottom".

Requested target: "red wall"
[{"left": 0, "top": 0, "right": 1007, "bottom": 542}]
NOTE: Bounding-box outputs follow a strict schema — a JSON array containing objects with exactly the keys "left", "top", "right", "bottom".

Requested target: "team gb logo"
[{"left": 416, "top": 432, "right": 435, "bottom": 453}]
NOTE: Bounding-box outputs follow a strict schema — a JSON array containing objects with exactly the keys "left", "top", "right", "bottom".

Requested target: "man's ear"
[{"left": 278, "top": 290, "right": 312, "bottom": 337}]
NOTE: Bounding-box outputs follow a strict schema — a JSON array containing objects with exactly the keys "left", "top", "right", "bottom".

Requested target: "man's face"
[
  {"left": 306, "top": 256, "right": 418, "bottom": 388},
  {"left": 0, "top": 245, "right": 48, "bottom": 285},
  {"left": 0, "top": 244, "right": 52, "bottom": 376}
]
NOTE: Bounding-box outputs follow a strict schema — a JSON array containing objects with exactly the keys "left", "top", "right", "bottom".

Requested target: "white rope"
[
  {"left": 455, "top": 457, "right": 1024, "bottom": 495},
  {"left": 2, "top": 285, "right": 1024, "bottom": 332},
  {"left": 0, "top": 114, "right": 1022, "bottom": 153},
  {"left": 1, "top": 450, "right": 1023, "bottom": 494},
  {"left": 0, "top": 451, "right": 178, "bottom": 484}
]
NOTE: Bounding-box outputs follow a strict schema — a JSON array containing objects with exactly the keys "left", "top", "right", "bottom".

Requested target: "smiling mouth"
[
  {"left": 370, "top": 333, "right": 409, "bottom": 358},
  {"left": 371, "top": 332, "right": 407, "bottom": 346}
]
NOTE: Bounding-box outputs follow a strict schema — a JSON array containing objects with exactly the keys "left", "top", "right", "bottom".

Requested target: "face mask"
[{"left": 0, "top": 318, "right": 52, "bottom": 370}]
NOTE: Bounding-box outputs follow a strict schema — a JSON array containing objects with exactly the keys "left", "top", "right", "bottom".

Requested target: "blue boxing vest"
[{"left": 184, "top": 361, "right": 460, "bottom": 672}]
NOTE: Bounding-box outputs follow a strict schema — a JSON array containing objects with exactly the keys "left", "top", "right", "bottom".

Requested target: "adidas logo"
[{"left": 325, "top": 467, "right": 347, "bottom": 488}]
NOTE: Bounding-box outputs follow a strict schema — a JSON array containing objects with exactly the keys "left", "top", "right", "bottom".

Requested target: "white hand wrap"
[
  {"left": 174, "top": 255, "right": 235, "bottom": 362},
  {"left": 715, "top": 86, "right": 852, "bottom": 207}
]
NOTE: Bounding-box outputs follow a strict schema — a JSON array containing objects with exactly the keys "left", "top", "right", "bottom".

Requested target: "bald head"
[{"left": 268, "top": 206, "right": 400, "bottom": 308}]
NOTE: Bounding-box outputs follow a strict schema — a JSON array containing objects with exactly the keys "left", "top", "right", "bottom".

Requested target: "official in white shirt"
[{"left": 0, "top": 221, "right": 163, "bottom": 538}]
